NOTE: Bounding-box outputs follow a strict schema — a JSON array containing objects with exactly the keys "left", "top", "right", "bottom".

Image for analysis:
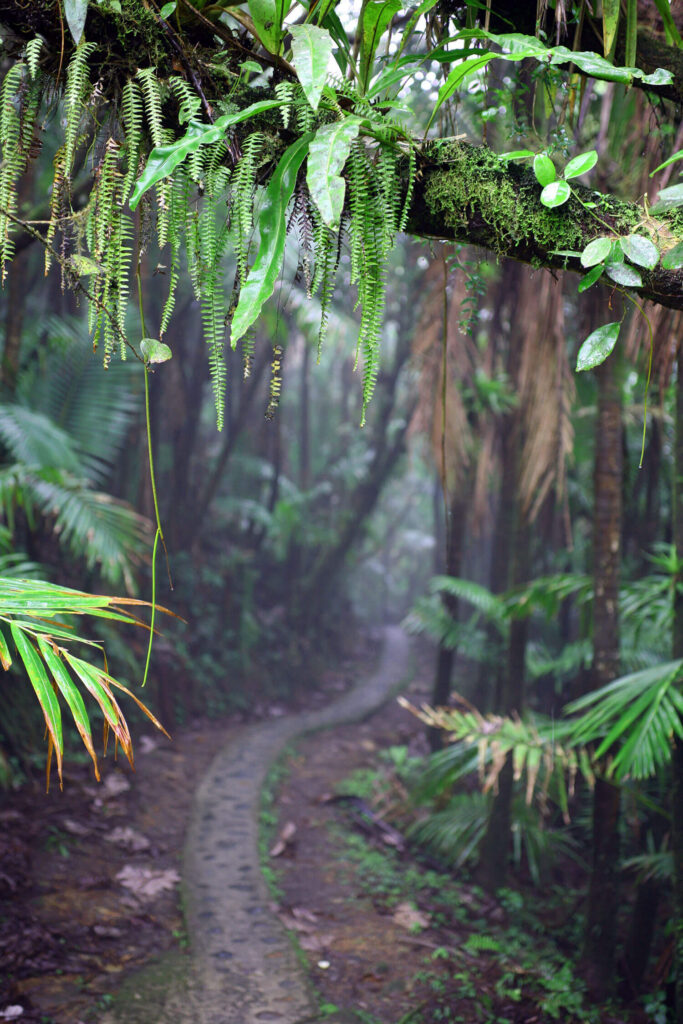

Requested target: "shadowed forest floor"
[{"left": 0, "top": 636, "right": 660, "bottom": 1023}]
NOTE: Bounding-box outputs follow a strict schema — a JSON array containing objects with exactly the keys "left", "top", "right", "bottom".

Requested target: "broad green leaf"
[
  {"left": 563, "top": 150, "right": 598, "bottom": 180},
  {"left": 397, "top": 0, "right": 440, "bottom": 59},
  {"left": 605, "top": 261, "right": 643, "bottom": 287},
  {"left": 576, "top": 321, "right": 621, "bottom": 372},
  {"left": 580, "top": 236, "right": 612, "bottom": 268},
  {"left": 307, "top": 118, "right": 362, "bottom": 229},
  {"left": 140, "top": 338, "right": 172, "bottom": 364},
  {"left": 129, "top": 101, "right": 285, "bottom": 210},
  {"left": 248, "top": 0, "right": 288, "bottom": 53},
  {"left": 11, "top": 622, "right": 63, "bottom": 777},
  {"left": 37, "top": 637, "right": 99, "bottom": 780},
  {"left": 360, "top": 0, "right": 402, "bottom": 92},
  {"left": 662, "top": 240, "right": 683, "bottom": 269},
  {"left": 540, "top": 180, "right": 571, "bottom": 208},
  {"left": 498, "top": 149, "right": 534, "bottom": 162},
  {"left": 159, "top": 1, "right": 176, "bottom": 16},
  {"left": 231, "top": 134, "right": 313, "bottom": 345},
  {"left": 652, "top": 0, "right": 683, "bottom": 47},
  {"left": 652, "top": 183, "right": 683, "bottom": 211},
  {"left": 426, "top": 55, "right": 493, "bottom": 131},
  {"left": 651, "top": 149, "right": 683, "bottom": 175},
  {"left": 578, "top": 265, "right": 605, "bottom": 292},
  {"left": 619, "top": 234, "right": 660, "bottom": 269},
  {"left": 533, "top": 154, "right": 556, "bottom": 187},
  {"left": 452, "top": 30, "right": 673, "bottom": 87},
  {"left": 65, "top": 0, "right": 89, "bottom": 46},
  {"left": 290, "top": 24, "right": 334, "bottom": 111},
  {"left": 602, "top": 0, "right": 619, "bottom": 57}
]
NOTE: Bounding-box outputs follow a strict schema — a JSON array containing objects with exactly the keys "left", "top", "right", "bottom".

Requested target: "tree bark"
[
  {"left": 582, "top": 353, "right": 623, "bottom": 1000},
  {"left": 671, "top": 342, "right": 683, "bottom": 1021}
]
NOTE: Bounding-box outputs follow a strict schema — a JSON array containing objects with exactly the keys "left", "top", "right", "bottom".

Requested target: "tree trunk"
[
  {"left": 428, "top": 492, "right": 468, "bottom": 752},
  {"left": 582, "top": 353, "right": 623, "bottom": 1000},
  {"left": 671, "top": 343, "right": 683, "bottom": 1021}
]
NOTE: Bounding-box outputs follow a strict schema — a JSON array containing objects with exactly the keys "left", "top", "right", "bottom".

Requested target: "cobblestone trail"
[{"left": 108, "top": 626, "right": 410, "bottom": 1024}]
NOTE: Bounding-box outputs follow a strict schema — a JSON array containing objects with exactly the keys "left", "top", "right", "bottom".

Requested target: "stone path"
[{"left": 105, "top": 626, "right": 411, "bottom": 1024}]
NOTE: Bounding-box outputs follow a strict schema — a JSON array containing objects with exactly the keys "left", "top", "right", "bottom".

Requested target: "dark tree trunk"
[
  {"left": 671, "top": 343, "right": 683, "bottom": 1021},
  {"left": 429, "top": 492, "right": 468, "bottom": 752},
  {"left": 582, "top": 353, "right": 623, "bottom": 1000}
]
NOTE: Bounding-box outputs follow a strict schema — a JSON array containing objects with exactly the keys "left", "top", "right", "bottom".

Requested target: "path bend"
[{"left": 114, "top": 626, "right": 411, "bottom": 1024}]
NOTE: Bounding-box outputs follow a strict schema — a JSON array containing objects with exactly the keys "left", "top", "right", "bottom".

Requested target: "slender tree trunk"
[
  {"left": 479, "top": 516, "right": 530, "bottom": 890},
  {"left": 582, "top": 354, "right": 623, "bottom": 1000},
  {"left": 671, "top": 344, "right": 683, "bottom": 1021},
  {"left": 429, "top": 492, "right": 468, "bottom": 752}
]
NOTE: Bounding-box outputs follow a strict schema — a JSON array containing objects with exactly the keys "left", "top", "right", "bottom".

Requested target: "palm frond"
[
  {"left": 0, "top": 576, "right": 169, "bottom": 789},
  {"left": 566, "top": 660, "right": 683, "bottom": 781}
]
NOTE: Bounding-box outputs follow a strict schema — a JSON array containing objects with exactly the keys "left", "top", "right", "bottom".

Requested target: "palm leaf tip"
[{"left": 1, "top": 577, "right": 170, "bottom": 790}]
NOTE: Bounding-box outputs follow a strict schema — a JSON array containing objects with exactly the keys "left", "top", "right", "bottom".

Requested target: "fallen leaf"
[
  {"left": 115, "top": 866, "right": 180, "bottom": 901},
  {"left": 269, "top": 821, "right": 297, "bottom": 857},
  {"left": 105, "top": 827, "right": 151, "bottom": 852},
  {"left": 392, "top": 902, "right": 430, "bottom": 931}
]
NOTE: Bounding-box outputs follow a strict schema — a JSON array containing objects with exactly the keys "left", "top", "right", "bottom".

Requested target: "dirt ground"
[{"left": 0, "top": 639, "right": 654, "bottom": 1024}]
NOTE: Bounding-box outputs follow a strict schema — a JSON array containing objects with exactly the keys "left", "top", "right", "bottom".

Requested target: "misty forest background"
[{"left": 1, "top": 2, "right": 683, "bottom": 1021}]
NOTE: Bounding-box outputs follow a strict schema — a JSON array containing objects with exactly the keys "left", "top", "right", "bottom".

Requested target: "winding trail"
[{"left": 110, "top": 626, "right": 410, "bottom": 1024}]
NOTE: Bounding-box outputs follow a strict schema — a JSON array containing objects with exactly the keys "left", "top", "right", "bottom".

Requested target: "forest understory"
[{"left": 0, "top": 636, "right": 668, "bottom": 1024}]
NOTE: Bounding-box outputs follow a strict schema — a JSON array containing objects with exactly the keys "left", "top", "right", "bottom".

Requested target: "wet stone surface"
[{"left": 103, "top": 627, "right": 410, "bottom": 1024}]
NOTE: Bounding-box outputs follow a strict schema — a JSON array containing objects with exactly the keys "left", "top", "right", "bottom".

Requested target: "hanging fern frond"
[
  {"left": 25, "top": 37, "right": 43, "bottom": 80},
  {"left": 63, "top": 43, "right": 96, "bottom": 179},
  {"left": 0, "top": 61, "right": 41, "bottom": 279},
  {"left": 265, "top": 344, "right": 283, "bottom": 419},
  {"left": 136, "top": 67, "right": 173, "bottom": 247},
  {"left": 169, "top": 75, "right": 202, "bottom": 125},
  {"left": 120, "top": 79, "right": 144, "bottom": 203},
  {"left": 233, "top": 131, "right": 264, "bottom": 286}
]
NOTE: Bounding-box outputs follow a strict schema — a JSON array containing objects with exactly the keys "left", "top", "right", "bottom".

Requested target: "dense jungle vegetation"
[{"left": 0, "top": 0, "right": 683, "bottom": 1019}]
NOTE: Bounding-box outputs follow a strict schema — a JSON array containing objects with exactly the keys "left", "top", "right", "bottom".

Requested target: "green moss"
[{"left": 423, "top": 144, "right": 585, "bottom": 254}]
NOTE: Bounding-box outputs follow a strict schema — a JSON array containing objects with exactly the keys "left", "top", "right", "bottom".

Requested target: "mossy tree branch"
[{"left": 408, "top": 143, "right": 683, "bottom": 311}]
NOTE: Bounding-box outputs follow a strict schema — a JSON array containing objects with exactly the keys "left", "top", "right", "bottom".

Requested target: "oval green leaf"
[
  {"left": 580, "top": 236, "right": 612, "bottom": 268},
  {"left": 140, "top": 338, "right": 172, "bottom": 364},
  {"left": 307, "top": 117, "right": 362, "bottom": 229},
  {"left": 533, "top": 153, "right": 556, "bottom": 187},
  {"left": 290, "top": 24, "right": 334, "bottom": 111},
  {"left": 576, "top": 321, "right": 621, "bottom": 372},
  {"left": 563, "top": 149, "right": 598, "bottom": 180},
  {"left": 540, "top": 180, "right": 571, "bottom": 208},
  {"left": 498, "top": 150, "right": 534, "bottom": 162},
  {"left": 652, "top": 183, "right": 683, "bottom": 211},
  {"left": 578, "top": 264, "right": 605, "bottom": 293},
  {"left": 605, "top": 262, "right": 643, "bottom": 287},
  {"left": 65, "top": 0, "right": 89, "bottom": 46},
  {"left": 619, "top": 234, "right": 659, "bottom": 269},
  {"left": 662, "top": 240, "right": 683, "bottom": 269}
]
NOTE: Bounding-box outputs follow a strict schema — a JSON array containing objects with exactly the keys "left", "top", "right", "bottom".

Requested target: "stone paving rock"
[{"left": 104, "top": 626, "right": 410, "bottom": 1024}]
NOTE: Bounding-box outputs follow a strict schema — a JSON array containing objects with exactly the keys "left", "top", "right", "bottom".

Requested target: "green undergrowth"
[{"left": 327, "top": 739, "right": 651, "bottom": 1024}]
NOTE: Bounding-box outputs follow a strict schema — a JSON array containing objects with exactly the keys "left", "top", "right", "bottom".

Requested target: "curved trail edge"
[{"left": 109, "top": 626, "right": 411, "bottom": 1024}]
